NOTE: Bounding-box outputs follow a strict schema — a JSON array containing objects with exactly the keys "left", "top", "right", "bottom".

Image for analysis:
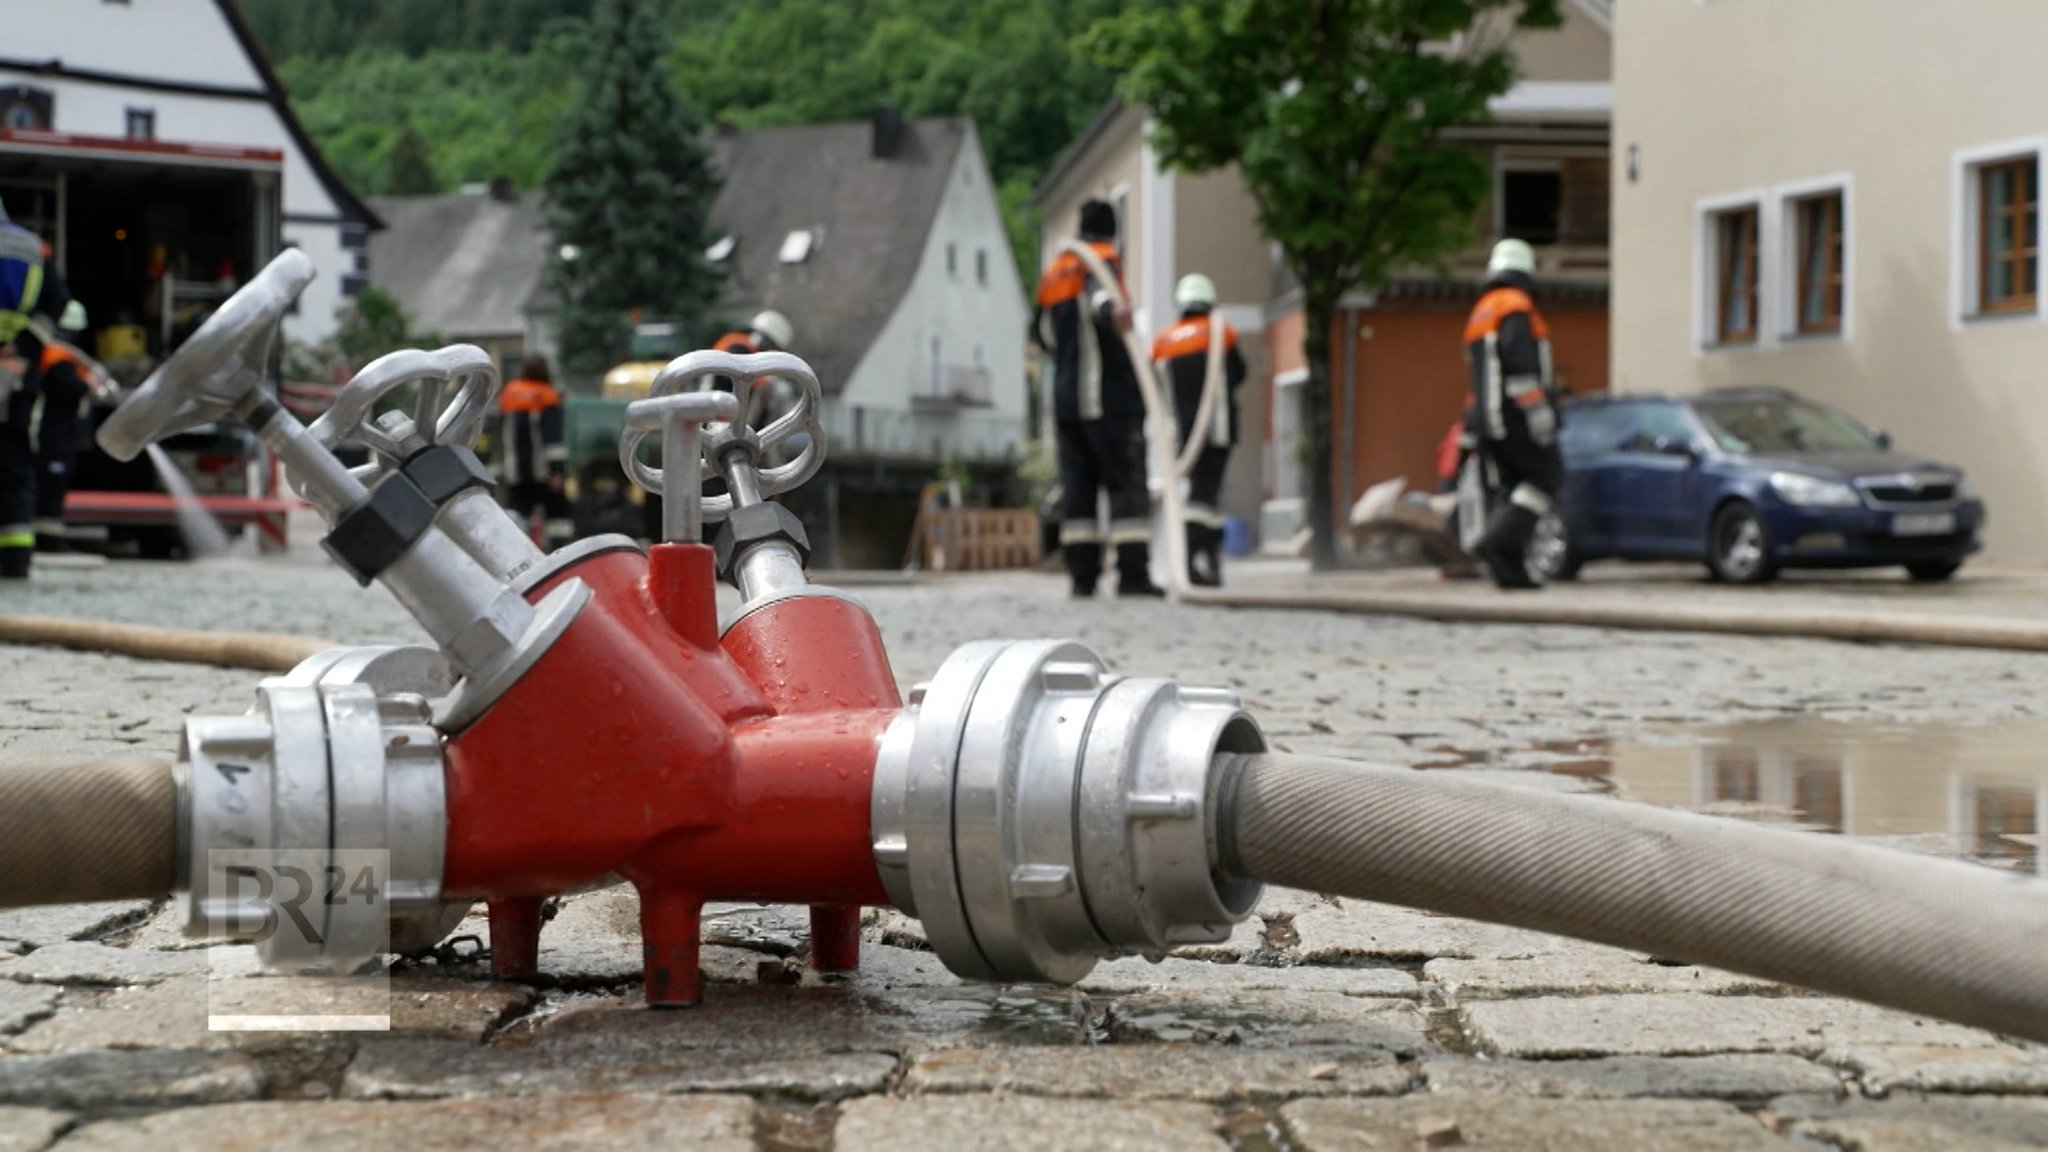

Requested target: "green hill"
[{"left": 241, "top": 0, "right": 1150, "bottom": 276}]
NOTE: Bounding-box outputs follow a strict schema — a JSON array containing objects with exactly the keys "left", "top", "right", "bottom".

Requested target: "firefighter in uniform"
[
  {"left": 1150, "top": 273, "right": 1246, "bottom": 587},
  {"left": 1032, "top": 198, "right": 1161, "bottom": 598},
  {"left": 709, "top": 309, "right": 795, "bottom": 422},
  {"left": 32, "top": 309, "right": 97, "bottom": 554},
  {"left": 1462, "top": 238, "right": 1563, "bottom": 590},
  {"left": 496, "top": 353, "right": 573, "bottom": 548},
  {"left": 0, "top": 218, "right": 72, "bottom": 579}
]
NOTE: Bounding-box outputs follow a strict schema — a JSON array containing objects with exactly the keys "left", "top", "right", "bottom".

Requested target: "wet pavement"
[{"left": 4, "top": 554, "right": 2048, "bottom": 1148}]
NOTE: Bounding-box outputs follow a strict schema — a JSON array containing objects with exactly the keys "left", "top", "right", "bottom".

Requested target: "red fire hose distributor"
[{"left": 88, "top": 252, "right": 1268, "bottom": 1008}]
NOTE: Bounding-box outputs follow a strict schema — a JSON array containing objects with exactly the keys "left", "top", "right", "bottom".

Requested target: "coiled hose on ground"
[{"left": 1216, "top": 751, "right": 2048, "bottom": 1044}]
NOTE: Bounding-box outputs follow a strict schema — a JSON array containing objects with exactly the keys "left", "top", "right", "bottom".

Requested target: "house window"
[
  {"left": 1711, "top": 205, "right": 1761, "bottom": 344},
  {"left": 1978, "top": 156, "right": 2037, "bottom": 314},
  {"left": 947, "top": 242, "right": 958, "bottom": 280},
  {"left": 125, "top": 108, "right": 155, "bottom": 140},
  {"left": 1793, "top": 191, "right": 1845, "bottom": 334},
  {"left": 0, "top": 86, "right": 53, "bottom": 131},
  {"left": 930, "top": 335, "right": 944, "bottom": 397},
  {"left": 1500, "top": 163, "right": 1563, "bottom": 246},
  {"left": 976, "top": 248, "right": 988, "bottom": 287}
]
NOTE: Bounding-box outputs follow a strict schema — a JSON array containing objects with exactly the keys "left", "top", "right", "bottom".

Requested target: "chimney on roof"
[
  {"left": 871, "top": 103, "right": 905, "bottom": 159},
  {"left": 714, "top": 118, "right": 740, "bottom": 137},
  {"left": 488, "top": 176, "right": 516, "bottom": 202}
]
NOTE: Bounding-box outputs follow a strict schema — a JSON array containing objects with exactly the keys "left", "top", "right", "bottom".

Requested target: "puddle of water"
[
  {"left": 1428, "top": 720, "right": 2048, "bottom": 875},
  {"left": 145, "top": 443, "right": 232, "bottom": 559}
]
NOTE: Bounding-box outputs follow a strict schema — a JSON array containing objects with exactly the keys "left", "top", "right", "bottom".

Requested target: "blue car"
[{"left": 1534, "top": 387, "right": 1985, "bottom": 584}]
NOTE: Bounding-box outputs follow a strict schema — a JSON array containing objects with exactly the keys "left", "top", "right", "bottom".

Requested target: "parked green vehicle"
[{"left": 562, "top": 320, "right": 689, "bottom": 538}]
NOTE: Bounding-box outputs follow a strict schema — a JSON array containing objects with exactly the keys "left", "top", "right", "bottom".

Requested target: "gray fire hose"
[
  {"left": 0, "top": 756, "right": 175, "bottom": 906},
  {"left": 1217, "top": 751, "right": 2048, "bottom": 1043}
]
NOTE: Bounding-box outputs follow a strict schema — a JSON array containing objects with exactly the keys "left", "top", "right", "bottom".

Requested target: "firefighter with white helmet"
[
  {"left": 1150, "top": 272, "right": 1246, "bottom": 586},
  {"left": 1461, "top": 238, "right": 1563, "bottom": 590}
]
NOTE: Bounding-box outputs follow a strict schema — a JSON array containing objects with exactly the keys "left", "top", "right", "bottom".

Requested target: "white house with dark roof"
[
  {"left": 706, "top": 111, "right": 1029, "bottom": 474},
  {"left": 371, "top": 110, "right": 1028, "bottom": 566},
  {"left": 0, "top": 0, "right": 376, "bottom": 345}
]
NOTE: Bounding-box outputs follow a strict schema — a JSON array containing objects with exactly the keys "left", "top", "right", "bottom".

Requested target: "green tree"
[
  {"left": 1089, "top": 0, "right": 1559, "bottom": 569},
  {"left": 384, "top": 122, "right": 441, "bottom": 194},
  {"left": 543, "top": 0, "right": 724, "bottom": 375}
]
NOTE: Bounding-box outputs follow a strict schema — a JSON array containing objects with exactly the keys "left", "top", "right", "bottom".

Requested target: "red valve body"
[{"left": 439, "top": 542, "right": 898, "bottom": 1005}]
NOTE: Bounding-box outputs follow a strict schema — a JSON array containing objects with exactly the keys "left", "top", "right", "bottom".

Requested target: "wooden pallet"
[{"left": 920, "top": 506, "right": 1041, "bottom": 572}]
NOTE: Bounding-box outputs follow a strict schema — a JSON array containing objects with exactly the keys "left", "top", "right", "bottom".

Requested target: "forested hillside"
[{"left": 238, "top": 0, "right": 1150, "bottom": 274}]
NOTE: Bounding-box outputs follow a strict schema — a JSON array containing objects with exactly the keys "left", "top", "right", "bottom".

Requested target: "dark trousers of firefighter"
[
  {"left": 1184, "top": 444, "right": 1229, "bottom": 586},
  {"left": 33, "top": 360, "right": 87, "bottom": 543},
  {"left": 509, "top": 481, "right": 574, "bottom": 548},
  {"left": 0, "top": 349, "right": 43, "bottom": 575},
  {"left": 1056, "top": 418, "right": 1150, "bottom": 594}
]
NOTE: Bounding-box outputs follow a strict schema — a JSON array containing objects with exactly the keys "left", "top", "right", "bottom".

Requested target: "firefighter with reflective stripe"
[
  {"left": 1462, "top": 238, "right": 1563, "bottom": 590},
  {"left": 1150, "top": 273, "right": 1246, "bottom": 587},
  {"left": 496, "top": 353, "right": 573, "bottom": 548},
  {"left": 0, "top": 215, "right": 67, "bottom": 579},
  {"left": 1031, "top": 198, "right": 1160, "bottom": 598},
  {"left": 32, "top": 301, "right": 97, "bottom": 553}
]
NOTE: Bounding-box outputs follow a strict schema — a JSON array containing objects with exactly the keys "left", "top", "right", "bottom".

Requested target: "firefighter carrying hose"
[
  {"left": 1462, "top": 238, "right": 1563, "bottom": 591},
  {"left": 496, "top": 352, "right": 573, "bottom": 548},
  {"left": 1150, "top": 273, "right": 1246, "bottom": 587},
  {"left": 1032, "top": 198, "right": 1161, "bottom": 599}
]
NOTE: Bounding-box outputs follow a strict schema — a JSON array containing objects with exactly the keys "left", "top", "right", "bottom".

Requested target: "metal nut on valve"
[
  {"left": 874, "top": 639, "right": 1267, "bottom": 985},
  {"left": 711, "top": 502, "right": 811, "bottom": 584}
]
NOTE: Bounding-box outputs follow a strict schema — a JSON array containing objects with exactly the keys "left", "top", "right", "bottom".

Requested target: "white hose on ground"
[
  {"left": 1216, "top": 751, "right": 2048, "bottom": 1044},
  {"left": 1059, "top": 241, "right": 1225, "bottom": 600}
]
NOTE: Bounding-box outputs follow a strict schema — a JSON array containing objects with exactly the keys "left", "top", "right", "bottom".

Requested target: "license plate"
[{"left": 1892, "top": 512, "right": 1956, "bottom": 537}]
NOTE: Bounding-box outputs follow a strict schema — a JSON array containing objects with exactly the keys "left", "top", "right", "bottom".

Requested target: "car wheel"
[
  {"left": 1707, "top": 502, "right": 1777, "bottom": 584},
  {"left": 1905, "top": 559, "right": 1964, "bottom": 582},
  {"left": 1527, "top": 509, "right": 1581, "bottom": 582}
]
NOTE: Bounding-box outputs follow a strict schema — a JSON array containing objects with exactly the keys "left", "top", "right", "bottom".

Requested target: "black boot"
[
  {"left": 1186, "top": 524, "right": 1222, "bottom": 587},
  {"left": 1473, "top": 504, "right": 1541, "bottom": 591},
  {"left": 1115, "top": 541, "right": 1166, "bottom": 597},
  {"left": 0, "top": 547, "right": 29, "bottom": 580},
  {"left": 1065, "top": 541, "right": 1103, "bottom": 599}
]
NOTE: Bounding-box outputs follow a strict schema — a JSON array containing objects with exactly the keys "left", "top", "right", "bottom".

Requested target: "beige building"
[
  {"left": 1615, "top": 0, "right": 2048, "bottom": 561},
  {"left": 1035, "top": 0, "right": 1613, "bottom": 547}
]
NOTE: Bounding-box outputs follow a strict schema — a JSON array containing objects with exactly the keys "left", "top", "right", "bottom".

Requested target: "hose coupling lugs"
[
  {"left": 875, "top": 639, "right": 1266, "bottom": 984},
  {"left": 179, "top": 646, "right": 453, "bottom": 969}
]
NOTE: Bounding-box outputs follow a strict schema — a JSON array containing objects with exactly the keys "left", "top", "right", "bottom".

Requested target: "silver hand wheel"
[
  {"left": 649, "top": 349, "right": 825, "bottom": 523},
  {"left": 619, "top": 391, "right": 741, "bottom": 542},
  {"left": 306, "top": 345, "right": 500, "bottom": 481},
  {"left": 97, "top": 248, "right": 314, "bottom": 461}
]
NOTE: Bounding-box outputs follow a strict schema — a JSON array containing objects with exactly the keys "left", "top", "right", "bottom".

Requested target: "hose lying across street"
[
  {"left": 0, "top": 614, "right": 329, "bottom": 672},
  {"left": 1217, "top": 751, "right": 2048, "bottom": 1044},
  {"left": 7, "top": 744, "right": 2048, "bottom": 1044},
  {"left": 0, "top": 756, "right": 176, "bottom": 907}
]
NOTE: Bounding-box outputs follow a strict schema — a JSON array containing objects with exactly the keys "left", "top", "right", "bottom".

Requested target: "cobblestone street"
[{"left": 4, "top": 556, "right": 2048, "bottom": 1149}]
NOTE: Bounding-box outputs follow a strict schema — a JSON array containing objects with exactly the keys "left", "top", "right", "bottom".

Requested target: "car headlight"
[
  {"left": 1769, "top": 471, "right": 1861, "bottom": 508},
  {"left": 1957, "top": 475, "right": 1979, "bottom": 501}
]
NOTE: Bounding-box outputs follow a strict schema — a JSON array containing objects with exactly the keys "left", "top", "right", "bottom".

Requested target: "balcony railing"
[{"left": 821, "top": 399, "right": 1026, "bottom": 467}]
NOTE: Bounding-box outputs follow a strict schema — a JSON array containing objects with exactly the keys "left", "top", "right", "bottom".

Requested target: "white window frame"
[
  {"left": 1692, "top": 188, "right": 1771, "bottom": 354},
  {"left": 1775, "top": 173, "right": 1853, "bottom": 343},
  {"left": 1952, "top": 137, "right": 2047, "bottom": 329}
]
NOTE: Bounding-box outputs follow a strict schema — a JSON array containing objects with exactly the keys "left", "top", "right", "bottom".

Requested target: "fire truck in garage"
[{"left": 0, "top": 127, "right": 292, "bottom": 555}]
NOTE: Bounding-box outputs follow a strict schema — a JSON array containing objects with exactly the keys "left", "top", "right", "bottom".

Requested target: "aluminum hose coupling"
[
  {"left": 872, "top": 639, "right": 1268, "bottom": 984},
  {"left": 178, "top": 646, "right": 462, "bottom": 972}
]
